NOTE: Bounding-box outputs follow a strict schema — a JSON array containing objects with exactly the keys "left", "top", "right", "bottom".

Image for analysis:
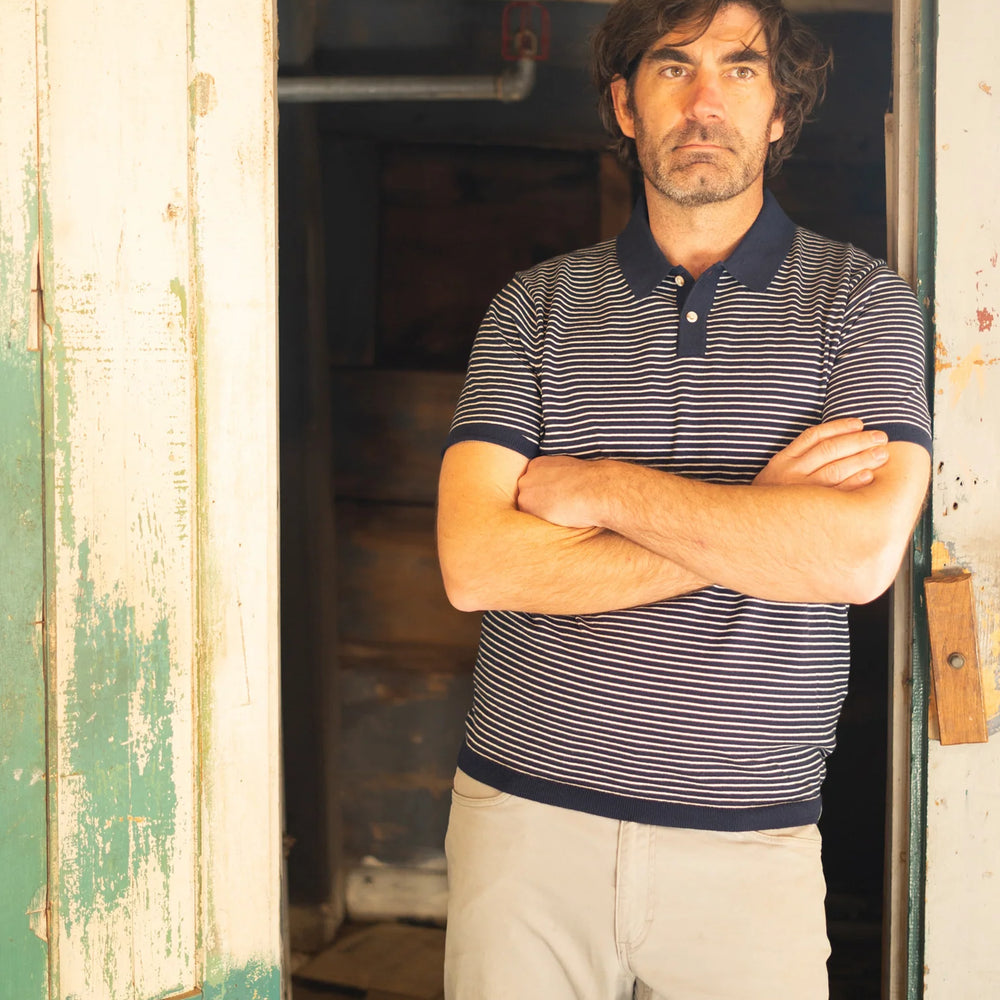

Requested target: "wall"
[{"left": 923, "top": 0, "right": 1000, "bottom": 994}]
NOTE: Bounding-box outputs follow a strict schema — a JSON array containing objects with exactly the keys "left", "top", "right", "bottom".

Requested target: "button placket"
[{"left": 675, "top": 267, "right": 719, "bottom": 358}]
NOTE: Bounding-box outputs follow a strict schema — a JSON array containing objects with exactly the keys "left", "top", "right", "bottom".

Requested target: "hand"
[
  {"left": 516, "top": 455, "right": 604, "bottom": 528},
  {"left": 754, "top": 418, "right": 889, "bottom": 491}
]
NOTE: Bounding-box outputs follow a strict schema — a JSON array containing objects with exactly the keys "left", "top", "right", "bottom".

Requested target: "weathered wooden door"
[{"left": 0, "top": 1, "right": 283, "bottom": 997}]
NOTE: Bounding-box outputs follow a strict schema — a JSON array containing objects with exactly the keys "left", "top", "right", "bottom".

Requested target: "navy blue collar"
[{"left": 616, "top": 189, "right": 797, "bottom": 298}]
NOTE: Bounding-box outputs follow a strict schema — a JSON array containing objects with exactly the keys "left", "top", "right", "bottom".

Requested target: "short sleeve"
[
  {"left": 821, "top": 264, "right": 932, "bottom": 452},
  {"left": 445, "top": 276, "right": 543, "bottom": 458}
]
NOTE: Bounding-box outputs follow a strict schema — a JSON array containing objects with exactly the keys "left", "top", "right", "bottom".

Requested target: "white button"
[
  {"left": 674, "top": 275, "right": 685, "bottom": 287},
  {"left": 686, "top": 310, "right": 698, "bottom": 323}
]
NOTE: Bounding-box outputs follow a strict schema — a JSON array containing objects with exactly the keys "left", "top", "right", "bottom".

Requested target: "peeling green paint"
[
  {"left": 0, "top": 315, "right": 48, "bottom": 998},
  {"left": 59, "top": 538, "right": 178, "bottom": 937},
  {"left": 0, "top": 44, "right": 48, "bottom": 1000},
  {"left": 36, "top": 186, "right": 79, "bottom": 568},
  {"left": 170, "top": 276, "right": 188, "bottom": 326},
  {"left": 203, "top": 957, "right": 282, "bottom": 1000}
]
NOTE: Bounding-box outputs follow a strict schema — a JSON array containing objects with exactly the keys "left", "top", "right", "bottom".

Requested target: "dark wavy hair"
[{"left": 592, "top": 0, "right": 832, "bottom": 177}]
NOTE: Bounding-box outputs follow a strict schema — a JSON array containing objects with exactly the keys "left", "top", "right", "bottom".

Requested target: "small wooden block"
[{"left": 923, "top": 571, "right": 988, "bottom": 745}]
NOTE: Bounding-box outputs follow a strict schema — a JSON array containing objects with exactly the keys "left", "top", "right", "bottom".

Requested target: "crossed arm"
[{"left": 437, "top": 419, "right": 930, "bottom": 614}]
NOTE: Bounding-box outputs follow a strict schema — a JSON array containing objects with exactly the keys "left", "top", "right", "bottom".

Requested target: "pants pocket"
[
  {"left": 746, "top": 823, "right": 822, "bottom": 847},
  {"left": 451, "top": 767, "right": 512, "bottom": 807}
]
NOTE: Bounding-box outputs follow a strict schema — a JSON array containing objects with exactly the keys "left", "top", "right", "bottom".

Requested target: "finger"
[
  {"left": 809, "top": 445, "right": 889, "bottom": 486},
  {"left": 779, "top": 418, "right": 866, "bottom": 459},
  {"left": 793, "top": 430, "right": 889, "bottom": 477},
  {"left": 831, "top": 468, "right": 877, "bottom": 492}
]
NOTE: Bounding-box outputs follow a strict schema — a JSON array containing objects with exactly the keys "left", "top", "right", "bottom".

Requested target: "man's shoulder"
[
  {"left": 786, "top": 226, "right": 917, "bottom": 298},
  {"left": 511, "top": 237, "right": 622, "bottom": 296},
  {"left": 783, "top": 227, "right": 923, "bottom": 334},
  {"left": 789, "top": 225, "right": 882, "bottom": 274}
]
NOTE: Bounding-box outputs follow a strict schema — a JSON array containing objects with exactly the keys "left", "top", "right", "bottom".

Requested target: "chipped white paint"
[
  {"left": 924, "top": 0, "right": 1000, "bottom": 995},
  {"left": 28, "top": 0, "right": 281, "bottom": 997},
  {"left": 190, "top": 0, "right": 283, "bottom": 985}
]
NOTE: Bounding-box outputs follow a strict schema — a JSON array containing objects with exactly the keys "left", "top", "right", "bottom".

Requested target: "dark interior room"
[{"left": 277, "top": 3, "right": 896, "bottom": 997}]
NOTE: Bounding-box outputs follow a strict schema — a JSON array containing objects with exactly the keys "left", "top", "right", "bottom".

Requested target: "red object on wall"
[{"left": 502, "top": 2, "right": 551, "bottom": 61}]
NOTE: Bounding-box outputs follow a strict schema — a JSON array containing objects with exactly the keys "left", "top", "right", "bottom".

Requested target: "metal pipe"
[{"left": 277, "top": 57, "right": 536, "bottom": 104}]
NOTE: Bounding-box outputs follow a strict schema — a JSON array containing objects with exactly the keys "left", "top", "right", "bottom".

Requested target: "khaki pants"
[{"left": 444, "top": 770, "right": 830, "bottom": 1000}]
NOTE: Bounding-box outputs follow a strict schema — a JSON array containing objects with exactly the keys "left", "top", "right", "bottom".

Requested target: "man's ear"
[
  {"left": 769, "top": 111, "right": 785, "bottom": 144},
  {"left": 610, "top": 75, "right": 636, "bottom": 139}
]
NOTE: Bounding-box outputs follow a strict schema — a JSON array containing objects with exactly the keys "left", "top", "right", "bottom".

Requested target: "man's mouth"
[{"left": 671, "top": 129, "right": 734, "bottom": 153}]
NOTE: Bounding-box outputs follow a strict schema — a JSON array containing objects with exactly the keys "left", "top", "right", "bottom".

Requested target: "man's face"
[{"left": 611, "top": 3, "right": 785, "bottom": 207}]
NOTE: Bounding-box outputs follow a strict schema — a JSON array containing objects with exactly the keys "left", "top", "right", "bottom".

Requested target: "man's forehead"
[{"left": 648, "top": 6, "right": 770, "bottom": 59}]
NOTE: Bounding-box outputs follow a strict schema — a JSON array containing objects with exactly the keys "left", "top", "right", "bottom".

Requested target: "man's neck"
[{"left": 644, "top": 179, "right": 765, "bottom": 280}]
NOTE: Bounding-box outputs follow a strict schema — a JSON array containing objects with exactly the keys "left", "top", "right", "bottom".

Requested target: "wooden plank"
[
  {"left": 340, "top": 639, "right": 476, "bottom": 676},
  {"left": 334, "top": 370, "right": 464, "bottom": 504},
  {"left": 189, "top": 0, "right": 285, "bottom": 994},
  {"left": 39, "top": 2, "right": 197, "bottom": 994},
  {"left": 0, "top": 4, "right": 48, "bottom": 998},
  {"left": 924, "top": 572, "right": 988, "bottom": 745},
  {"left": 339, "top": 665, "right": 471, "bottom": 865},
  {"left": 377, "top": 145, "right": 600, "bottom": 369},
  {"left": 336, "top": 501, "right": 482, "bottom": 650}
]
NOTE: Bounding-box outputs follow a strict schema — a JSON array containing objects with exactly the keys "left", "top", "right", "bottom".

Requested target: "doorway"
[{"left": 276, "top": 4, "right": 898, "bottom": 997}]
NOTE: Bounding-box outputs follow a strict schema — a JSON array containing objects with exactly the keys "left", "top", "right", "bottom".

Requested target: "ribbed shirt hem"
[{"left": 458, "top": 744, "right": 823, "bottom": 832}]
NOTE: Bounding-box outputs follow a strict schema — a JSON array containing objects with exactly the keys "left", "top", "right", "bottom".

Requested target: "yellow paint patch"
[
  {"left": 980, "top": 81, "right": 993, "bottom": 96},
  {"left": 931, "top": 540, "right": 954, "bottom": 571},
  {"left": 981, "top": 591, "right": 1000, "bottom": 723},
  {"left": 934, "top": 333, "right": 951, "bottom": 373},
  {"left": 982, "top": 673, "right": 1000, "bottom": 723},
  {"left": 192, "top": 72, "right": 218, "bottom": 116},
  {"left": 935, "top": 342, "right": 998, "bottom": 400}
]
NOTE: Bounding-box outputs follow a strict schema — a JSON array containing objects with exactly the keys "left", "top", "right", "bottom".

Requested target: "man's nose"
[{"left": 684, "top": 69, "right": 725, "bottom": 122}]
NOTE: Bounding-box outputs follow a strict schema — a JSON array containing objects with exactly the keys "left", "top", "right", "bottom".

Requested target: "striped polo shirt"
[{"left": 445, "top": 190, "right": 932, "bottom": 831}]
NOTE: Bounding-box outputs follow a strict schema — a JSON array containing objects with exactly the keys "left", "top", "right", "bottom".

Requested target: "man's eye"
[
  {"left": 660, "top": 65, "right": 687, "bottom": 79},
  {"left": 731, "top": 66, "right": 757, "bottom": 79}
]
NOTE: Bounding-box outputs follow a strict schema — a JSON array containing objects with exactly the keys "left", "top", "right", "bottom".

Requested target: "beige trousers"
[{"left": 444, "top": 770, "right": 830, "bottom": 1000}]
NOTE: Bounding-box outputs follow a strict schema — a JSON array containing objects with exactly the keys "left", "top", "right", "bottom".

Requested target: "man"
[{"left": 436, "top": 1, "right": 931, "bottom": 997}]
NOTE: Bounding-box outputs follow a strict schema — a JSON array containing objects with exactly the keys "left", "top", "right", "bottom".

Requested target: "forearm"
[
  {"left": 439, "top": 510, "right": 708, "bottom": 615},
  {"left": 588, "top": 453, "right": 926, "bottom": 604},
  {"left": 437, "top": 443, "right": 708, "bottom": 615}
]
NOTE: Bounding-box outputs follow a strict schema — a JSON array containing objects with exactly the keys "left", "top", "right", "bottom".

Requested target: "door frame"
[{"left": 885, "top": 0, "right": 935, "bottom": 996}]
